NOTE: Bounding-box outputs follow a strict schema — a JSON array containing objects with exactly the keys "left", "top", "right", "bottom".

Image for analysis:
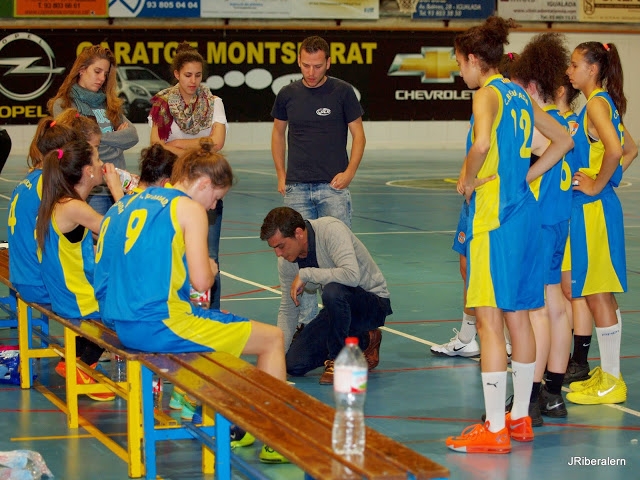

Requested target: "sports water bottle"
[
  {"left": 152, "top": 376, "right": 163, "bottom": 413},
  {"left": 332, "top": 337, "right": 367, "bottom": 456},
  {"left": 189, "top": 285, "right": 211, "bottom": 309},
  {"left": 114, "top": 167, "right": 140, "bottom": 193}
]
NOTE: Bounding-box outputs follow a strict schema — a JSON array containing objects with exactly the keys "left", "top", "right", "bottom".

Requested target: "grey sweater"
[
  {"left": 277, "top": 216, "right": 390, "bottom": 337},
  {"left": 51, "top": 98, "right": 139, "bottom": 172}
]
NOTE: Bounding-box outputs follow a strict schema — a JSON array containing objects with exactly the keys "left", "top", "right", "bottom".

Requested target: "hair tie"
[
  {"left": 50, "top": 120, "right": 56, "bottom": 127},
  {"left": 508, "top": 52, "right": 514, "bottom": 60},
  {"left": 57, "top": 149, "right": 63, "bottom": 159},
  {"left": 603, "top": 43, "right": 610, "bottom": 51},
  {"left": 75, "top": 112, "right": 80, "bottom": 118}
]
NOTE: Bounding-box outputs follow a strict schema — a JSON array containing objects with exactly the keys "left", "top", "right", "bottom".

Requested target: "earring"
[{"left": 90, "top": 174, "right": 94, "bottom": 178}]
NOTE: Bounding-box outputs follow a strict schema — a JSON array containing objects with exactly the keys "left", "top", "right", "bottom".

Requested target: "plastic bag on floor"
[
  {"left": 0, "top": 347, "right": 20, "bottom": 385},
  {"left": 0, "top": 450, "right": 53, "bottom": 479}
]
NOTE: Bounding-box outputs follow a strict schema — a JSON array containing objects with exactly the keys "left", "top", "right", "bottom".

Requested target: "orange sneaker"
[
  {"left": 76, "top": 366, "right": 115, "bottom": 402},
  {"left": 55, "top": 361, "right": 66, "bottom": 378},
  {"left": 446, "top": 422, "right": 511, "bottom": 454},
  {"left": 506, "top": 413, "right": 534, "bottom": 442}
]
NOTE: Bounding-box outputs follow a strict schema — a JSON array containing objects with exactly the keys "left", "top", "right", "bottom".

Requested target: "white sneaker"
[
  {"left": 506, "top": 342, "right": 512, "bottom": 363},
  {"left": 430, "top": 329, "right": 480, "bottom": 357}
]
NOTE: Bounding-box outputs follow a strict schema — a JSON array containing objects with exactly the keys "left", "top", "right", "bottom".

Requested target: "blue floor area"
[{"left": 0, "top": 148, "right": 639, "bottom": 479}]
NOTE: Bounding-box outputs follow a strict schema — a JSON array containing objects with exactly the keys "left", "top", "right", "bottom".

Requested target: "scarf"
[
  {"left": 71, "top": 83, "right": 107, "bottom": 117},
  {"left": 149, "top": 84, "right": 216, "bottom": 141}
]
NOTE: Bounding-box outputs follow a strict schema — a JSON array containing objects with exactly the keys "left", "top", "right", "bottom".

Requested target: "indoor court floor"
[{"left": 0, "top": 147, "right": 638, "bottom": 479}]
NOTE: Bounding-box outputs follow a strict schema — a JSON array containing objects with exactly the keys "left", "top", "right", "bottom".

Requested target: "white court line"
[
  {"left": 221, "top": 269, "right": 640, "bottom": 418},
  {"left": 0, "top": 194, "right": 10, "bottom": 201}
]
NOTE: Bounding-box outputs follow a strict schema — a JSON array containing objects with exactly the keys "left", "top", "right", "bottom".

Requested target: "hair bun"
[
  {"left": 198, "top": 137, "right": 215, "bottom": 154},
  {"left": 176, "top": 41, "right": 196, "bottom": 54}
]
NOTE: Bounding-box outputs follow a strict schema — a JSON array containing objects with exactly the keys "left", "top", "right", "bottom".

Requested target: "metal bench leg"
[
  {"left": 17, "top": 299, "right": 33, "bottom": 389},
  {"left": 127, "top": 360, "right": 143, "bottom": 478},
  {"left": 141, "top": 366, "right": 157, "bottom": 480},
  {"left": 214, "top": 413, "right": 231, "bottom": 480},
  {"left": 65, "top": 329, "right": 79, "bottom": 429}
]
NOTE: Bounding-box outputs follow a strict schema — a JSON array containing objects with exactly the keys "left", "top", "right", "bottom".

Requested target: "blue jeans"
[
  {"left": 284, "top": 182, "right": 352, "bottom": 228},
  {"left": 208, "top": 200, "right": 223, "bottom": 310},
  {"left": 88, "top": 194, "right": 114, "bottom": 216},
  {"left": 285, "top": 283, "right": 392, "bottom": 376},
  {"left": 283, "top": 183, "right": 353, "bottom": 338}
]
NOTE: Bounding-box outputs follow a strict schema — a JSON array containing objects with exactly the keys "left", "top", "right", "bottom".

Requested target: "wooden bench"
[
  {"left": 141, "top": 352, "right": 450, "bottom": 480},
  {"left": 1, "top": 248, "right": 449, "bottom": 479}
]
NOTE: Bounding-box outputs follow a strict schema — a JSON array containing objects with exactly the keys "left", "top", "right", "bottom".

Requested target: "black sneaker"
[
  {"left": 528, "top": 400, "right": 543, "bottom": 427},
  {"left": 563, "top": 359, "right": 590, "bottom": 385},
  {"left": 538, "top": 386, "right": 567, "bottom": 418}
]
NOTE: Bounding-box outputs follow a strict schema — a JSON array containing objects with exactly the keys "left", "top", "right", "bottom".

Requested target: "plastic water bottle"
[
  {"left": 152, "top": 376, "right": 163, "bottom": 413},
  {"left": 332, "top": 337, "right": 367, "bottom": 456},
  {"left": 114, "top": 167, "right": 140, "bottom": 193},
  {"left": 189, "top": 285, "right": 211, "bottom": 309},
  {"left": 113, "top": 355, "right": 126, "bottom": 382}
]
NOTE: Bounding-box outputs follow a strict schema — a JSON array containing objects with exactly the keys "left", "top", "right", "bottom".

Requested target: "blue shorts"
[
  {"left": 114, "top": 308, "right": 252, "bottom": 357},
  {"left": 452, "top": 201, "right": 468, "bottom": 256},
  {"left": 570, "top": 189, "right": 626, "bottom": 297},
  {"left": 541, "top": 221, "right": 569, "bottom": 286},
  {"left": 466, "top": 197, "right": 544, "bottom": 311}
]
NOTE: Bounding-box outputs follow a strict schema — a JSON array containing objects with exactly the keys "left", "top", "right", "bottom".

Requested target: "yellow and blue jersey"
[
  {"left": 96, "top": 186, "right": 251, "bottom": 354},
  {"left": 98, "top": 187, "right": 195, "bottom": 326},
  {"left": 94, "top": 194, "right": 138, "bottom": 327},
  {"left": 529, "top": 106, "right": 573, "bottom": 225},
  {"left": 7, "top": 169, "right": 50, "bottom": 303},
  {"left": 573, "top": 88, "right": 623, "bottom": 197},
  {"left": 468, "top": 74, "right": 534, "bottom": 236},
  {"left": 40, "top": 215, "right": 99, "bottom": 319}
]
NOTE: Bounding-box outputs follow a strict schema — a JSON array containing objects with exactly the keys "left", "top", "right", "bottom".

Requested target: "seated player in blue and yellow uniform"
[
  {"left": 36, "top": 139, "right": 124, "bottom": 401},
  {"left": 95, "top": 138, "right": 289, "bottom": 463},
  {"left": 8, "top": 118, "right": 77, "bottom": 304}
]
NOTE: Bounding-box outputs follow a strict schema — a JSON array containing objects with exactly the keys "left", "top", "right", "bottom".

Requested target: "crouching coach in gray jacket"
[{"left": 260, "top": 206, "right": 392, "bottom": 385}]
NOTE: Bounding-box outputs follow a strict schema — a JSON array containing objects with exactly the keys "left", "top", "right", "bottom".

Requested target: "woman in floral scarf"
[
  {"left": 149, "top": 42, "right": 228, "bottom": 310},
  {"left": 47, "top": 45, "right": 139, "bottom": 215}
]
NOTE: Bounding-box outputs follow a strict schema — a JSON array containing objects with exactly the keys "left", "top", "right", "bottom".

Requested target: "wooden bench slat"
[
  {"left": 142, "top": 353, "right": 379, "bottom": 480},
  {"left": 198, "top": 352, "right": 450, "bottom": 480}
]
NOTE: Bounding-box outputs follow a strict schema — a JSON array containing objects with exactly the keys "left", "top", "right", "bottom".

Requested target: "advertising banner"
[
  {"left": 579, "top": 0, "right": 640, "bottom": 23},
  {"left": 496, "top": 0, "right": 579, "bottom": 22},
  {"left": 109, "top": 0, "right": 200, "bottom": 17},
  {"left": 0, "top": 29, "right": 473, "bottom": 125},
  {"left": 413, "top": 0, "right": 494, "bottom": 20},
  {"left": 201, "top": 0, "right": 378, "bottom": 19},
  {"left": 15, "top": 0, "right": 108, "bottom": 17}
]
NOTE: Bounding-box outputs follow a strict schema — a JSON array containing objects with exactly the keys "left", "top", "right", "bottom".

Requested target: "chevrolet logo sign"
[{"left": 388, "top": 47, "right": 459, "bottom": 83}]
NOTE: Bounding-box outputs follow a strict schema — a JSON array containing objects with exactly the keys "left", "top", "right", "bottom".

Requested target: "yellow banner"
[{"left": 580, "top": 0, "right": 640, "bottom": 23}]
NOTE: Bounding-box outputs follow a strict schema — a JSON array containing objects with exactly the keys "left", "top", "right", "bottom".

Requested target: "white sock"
[
  {"left": 616, "top": 308, "right": 622, "bottom": 335},
  {"left": 510, "top": 361, "right": 535, "bottom": 420},
  {"left": 596, "top": 323, "right": 621, "bottom": 378},
  {"left": 481, "top": 371, "right": 507, "bottom": 432},
  {"left": 458, "top": 313, "right": 477, "bottom": 344}
]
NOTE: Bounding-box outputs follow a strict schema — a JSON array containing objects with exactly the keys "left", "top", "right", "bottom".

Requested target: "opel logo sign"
[{"left": 0, "top": 32, "right": 66, "bottom": 102}]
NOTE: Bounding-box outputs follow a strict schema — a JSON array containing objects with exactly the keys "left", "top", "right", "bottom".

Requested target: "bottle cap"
[{"left": 345, "top": 337, "right": 358, "bottom": 346}]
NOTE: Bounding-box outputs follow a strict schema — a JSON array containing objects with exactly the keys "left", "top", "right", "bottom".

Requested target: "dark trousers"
[{"left": 286, "top": 283, "right": 391, "bottom": 376}]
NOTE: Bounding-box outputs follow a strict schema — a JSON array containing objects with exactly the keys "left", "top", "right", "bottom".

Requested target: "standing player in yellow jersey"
[
  {"left": 445, "top": 16, "right": 573, "bottom": 454},
  {"left": 565, "top": 42, "right": 633, "bottom": 405}
]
